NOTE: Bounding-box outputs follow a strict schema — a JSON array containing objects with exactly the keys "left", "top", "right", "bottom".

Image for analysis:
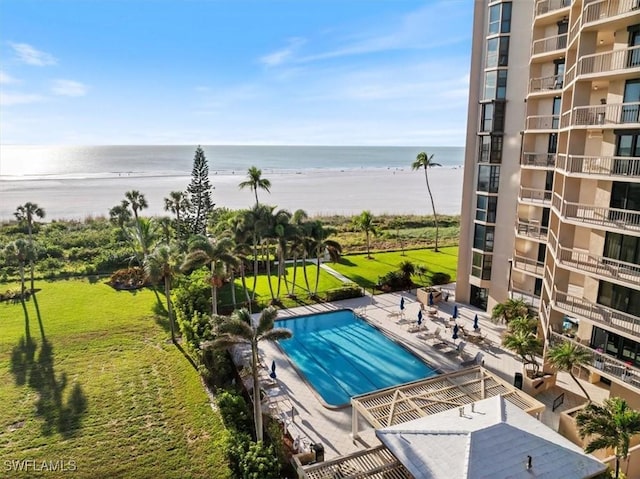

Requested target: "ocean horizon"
[{"left": 0, "top": 145, "right": 465, "bottom": 220}]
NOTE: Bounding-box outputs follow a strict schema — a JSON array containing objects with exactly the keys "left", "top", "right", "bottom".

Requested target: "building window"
[
  {"left": 591, "top": 326, "right": 640, "bottom": 368},
  {"left": 604, "top": 232, "right": 640, "bottom": 265},
  {"left": 484, "top": 70, "right": 508, "bottom": 100},
  {"left": 488, "top": 2, "right": 512, "bottom": 35},
  {"left": 481, "top": 101, "right": 505, "bottom": 133},
  {"left": 476, "top": 195, "right": 498, "bottom": 223},
  {"left": 470, "top": 285, "right": 488, "bottom": 311},
  {"left": 610, "top": 182, "right": 640, "bottom": 212},
  {"left": 615, "top": 133, "right": 640, "bottom": 175},
  {"left": 598, "top": 281, "right": 640, "bottom": 317},
  {"left": 472, "top": 252, "right": 493, "bottom": 280},
  {"left": 621, "top": 79, "right": 640, "bottom": 123},
  {"left": 473, "top": 223, "right": 495, "bottom": 252},
  {"left": 486, "top": 36, "right": 509, "bottom": 68},
  {"left": 478, "top": 135, "right": 503, "bottom": 163},
  {"left": 552, "top": 96, "right": 561, "bottom": 129},
  {"left": 477, "top": 165, "right": 500, "bottom": 193}
]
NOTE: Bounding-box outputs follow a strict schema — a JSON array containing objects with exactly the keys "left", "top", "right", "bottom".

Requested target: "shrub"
[
  {"left": 107, "top": 267, "right": 146, "bottom": 290},
  {"left": 217, "top": 390, "right": 253, "bottom": 433},
  {"left": 223, "top": 431, "right": 252, "bottom": 478},
  {"left": 377, "top": 270, "right": 411, "bottom": 291},
  {"left": 324, "top": 283, "right": 363, "bottom": 301},
  {"left": 239, "top": 441, "right": 281, "bottom": 479},
  {"left": 430, "top": 272, "right": 451, "bottom": 285}
]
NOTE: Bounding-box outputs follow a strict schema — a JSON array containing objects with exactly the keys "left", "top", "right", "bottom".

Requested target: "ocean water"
[{"left": 0, "top": 145, "right": 464, "bottom": 179}]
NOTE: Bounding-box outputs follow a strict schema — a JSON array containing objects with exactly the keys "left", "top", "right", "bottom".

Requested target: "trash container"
[
  {"left": 311, "top": 443, "right": 325, "bottom": 463},
  {"left": 514, "top": 372, "right": 523, "bottom": 390}
]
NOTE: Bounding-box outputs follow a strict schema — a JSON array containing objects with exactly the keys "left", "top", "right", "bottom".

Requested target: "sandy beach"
[{"left": 0, "top": 167, "right": 463, "bottom": 221}]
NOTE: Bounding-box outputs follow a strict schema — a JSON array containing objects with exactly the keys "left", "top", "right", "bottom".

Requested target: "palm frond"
[{"left": 260, "top": 328, "right": 292, "bottom": 342}]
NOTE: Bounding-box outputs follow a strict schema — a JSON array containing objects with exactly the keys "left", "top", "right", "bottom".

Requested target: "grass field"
[
  {"left": 330, "top": 246, "right": 458, "bottom": 290},
  {"left": 0, "top": 279, "right": 230, "bottom": 479}
]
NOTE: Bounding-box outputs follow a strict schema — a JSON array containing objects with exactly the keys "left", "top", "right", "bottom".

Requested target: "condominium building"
[{"left": 457, "top": 0, "right": 640, "bottom": 403}]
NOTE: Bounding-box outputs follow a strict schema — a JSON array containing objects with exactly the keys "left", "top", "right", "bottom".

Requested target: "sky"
[{"left": 0, "top": 0, "right": 473, "bottom": 146}]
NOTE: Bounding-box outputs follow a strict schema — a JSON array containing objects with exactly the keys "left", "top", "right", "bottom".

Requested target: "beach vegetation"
[
  {"left": 187, "top": 146, "right": 214, "bottom": 236},
  {"left": 411, "top": 152, "right": 442, "bottom": 252},
  {"left": 353, "top": 210, "right": 377, "bottom": 259},
  {"left": 14, "top": 202, "right": 45, "bottom": 292},
  {"left": 3, "top": 239, "right": 36, "bottom": 297},
  {"left": 239, "top": 166, "right": 272, "bottom": 207},
  {"left": 576, "top": 397, "right": 640, "bottom": 479},
  {"left": 164, "top": 190, "right": 191, "bottom": 243},
  {"left": 124, "top": 190, "right": 149, "bottom": 223}
]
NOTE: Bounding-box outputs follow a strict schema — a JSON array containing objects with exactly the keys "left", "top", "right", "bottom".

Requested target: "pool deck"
[{"left": 257, "top": 288, "right": 609, "bottom": 461}]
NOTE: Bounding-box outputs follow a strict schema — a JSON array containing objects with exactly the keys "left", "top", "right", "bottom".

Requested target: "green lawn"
[
  {"left": 0, "top": 279, "right": 230, "bottom": 479},
  {"left": 330, "top": 246, "right": 458, "bottom": 290}
]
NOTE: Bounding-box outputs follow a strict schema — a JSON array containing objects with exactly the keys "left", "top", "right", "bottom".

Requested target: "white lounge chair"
[
  {"left": 417, "top": 327, "right": 441, "bottom": 341},
  {"left": 461, "top": 352, "right": 485, "bottom": 368}
]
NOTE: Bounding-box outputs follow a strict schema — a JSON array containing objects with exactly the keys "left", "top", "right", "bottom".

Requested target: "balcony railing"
[
  {"left": 536, "top": 0, "right": 571, "bottom": 16},
  {"left": 549, "top": 331, "right": 640, "bottom": 389},
  {"left": 579, "top": 46, "right": 640, "bottom": 76},
  {"left": 560, "top": 110, "right": 572, "bottom": 128},
  {"left": 529, "top": 74, "right": 565, "bottom": 93},
  {"left": 521, "top": 152, "right": 557, "bottom": 167},
  {"left": 565, "top": 63, "right": 577, "bottom": 86},
  {"left": 553, "top": 289, "right": 640, "bottom": 337},
  {"left": 569, "top": 15, "right": 582, "bottom": 44},
  {"left": 559, "top": 199, "right": 640, "bottom": 232},
  {"left": 532, "top": 33, "right": 568, "bottom": 56},
  {"left": 513, "top": 254, "right": 545, "bottom": 276},
  {"left": 568, "top": 102, "right": 640, "bottom": 127},
  {"left": 511, "top": 286, "right": 541, "bottom": 309},
  {"left": 583, "top": 0, "right": 640, "bottom": 25},
  {"left": 557, "top": 154, "right": 640, "bottom": 177},
  {"left": 515, "top": 219, "right": 549, "bottom": 240},
  {"left": 519, "top": 187, "right": 553, "bottom": 205},
  {"left": 526, "top": 115, "right": 560, "bottom": 130},
  {"left": 556, "top": 244, "right": 640, "bottom": 285}
]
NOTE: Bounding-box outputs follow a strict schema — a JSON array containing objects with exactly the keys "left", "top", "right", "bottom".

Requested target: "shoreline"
[{"left": 0, "top": 167, "right": 463, "bottom": 221}]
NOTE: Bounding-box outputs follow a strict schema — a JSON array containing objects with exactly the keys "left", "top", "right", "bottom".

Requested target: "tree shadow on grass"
[{"left": 10, "top": 294, "right": 88, "bottom": 438}]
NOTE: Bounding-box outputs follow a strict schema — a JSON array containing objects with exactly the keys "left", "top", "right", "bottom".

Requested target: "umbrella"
[
  {"left": 452, "top": 324, "right": 459, "bottom": 341},
  {"left": 400, "top": 297, "right": 405, "bottom": 311},
  {"left": 270, "top": 360, "right": 277, "bottom": 379},
  {"left": 418, "top": 310, "right": 423, "bottom": 323},
  {"left": 428, "top": 291, "right": 434, "bottom": 307},
  {"left": 473, "top": 314, "right": 479, "bottom": 330},
  {"left": 453, "top": 304, "right": 458, "bottom": 319}
]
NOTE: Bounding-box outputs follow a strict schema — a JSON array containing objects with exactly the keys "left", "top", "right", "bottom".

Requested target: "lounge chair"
[
  {"left": 407, "top": 322, "right": 427, "bottom": 333},
  {"left": 461, "top": 352, "right": 485, "bottom": 368},
  {"left": 417, "top": 327, "right": 441, "bottom": 341}
]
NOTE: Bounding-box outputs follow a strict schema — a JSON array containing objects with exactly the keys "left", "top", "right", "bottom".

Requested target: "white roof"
[{"left": 376, "top": 395, "right": 606, "bottom": 479}]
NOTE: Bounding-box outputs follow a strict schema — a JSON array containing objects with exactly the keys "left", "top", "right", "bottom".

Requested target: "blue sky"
[{"left": 0, "top": 0, "right": 473, "bottom": 146}]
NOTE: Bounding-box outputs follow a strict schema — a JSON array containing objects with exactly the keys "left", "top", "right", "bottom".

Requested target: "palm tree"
[
  {"left": 491, "top": 298, "right": 533, "bottom": 325},
  {"left": 145, "top": 243, "right": 183, "bottom": 343},
  {"left": 183, "top": 234, "right": 238, "bottom": 315},
  {"left": 164, "top": 191, "right": 190, "bottom": 241},
  {"left": 411, "top": 152, "right": 442, "bottom": 251},
  {"left": 14, "top": 202, "right": 45, "bottom": 292},
  {"left": 547, "top": 341, "right": 593, "bottom": 403},
  {"left": 4, "top": 239, "right": 36, "bottom": 297},
  {"left": 127, "top": 217, "right": 157, "bottom": 265},
  {"left": 309, "top": 221, "right": 341, "bottom": 296},
  {"left": 124, "top": 190, "right": 148, "bottom": 223},
  {"left": 239, "top": 166, "right": 271, "bottom": 207},
  {"left": 576, "top": 397, "right": 640, "bottom": 479},
  {"left": 109, "top": 200, "right": 132, "bottom": 231},
  {"left": 502, "top": 316, "right": 543, "bottom": 377},
  {"left": 353, "top": 210, "right": 377, "bottom": 259},
  {"left": 205, "top": 307, "right": 292, "bottom": 441}
]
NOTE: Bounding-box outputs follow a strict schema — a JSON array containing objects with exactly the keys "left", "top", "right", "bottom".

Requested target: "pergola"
[{"left": 350, "top": 366, "right": 545, "bottom": 438}]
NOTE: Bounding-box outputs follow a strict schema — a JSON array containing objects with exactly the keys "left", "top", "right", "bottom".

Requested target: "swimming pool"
[{"left": 276, "top": 309, "right": 438, "bottom": 407}]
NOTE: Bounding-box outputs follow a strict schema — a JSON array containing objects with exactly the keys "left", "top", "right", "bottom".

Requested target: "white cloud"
[
  {"left": 9, "top": 42, "right": 57, "bottom": 66},
  {"left": 260, "top": 37, "right": 306, "bottom": 67},
  {"left": 0, "top": 71, "right": 18, "bottom": 84},
  {"left": 0, "top": 92, "right": 45, "bottom": 106},
  {"left": 51, "top": 79, "right": 88, "bottom": 97}
]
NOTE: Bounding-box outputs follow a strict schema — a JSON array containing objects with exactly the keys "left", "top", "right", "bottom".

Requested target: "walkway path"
[{"left": 319, "top": 263, "right": 352, "bottom": 283}]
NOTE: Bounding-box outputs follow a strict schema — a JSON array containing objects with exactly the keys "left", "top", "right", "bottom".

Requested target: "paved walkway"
[{"left": 255, "top": 289, "right": 610, "bottom": 461}]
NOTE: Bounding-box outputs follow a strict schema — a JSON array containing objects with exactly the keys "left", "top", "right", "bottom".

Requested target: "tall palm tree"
[
  {"left": 491, "top": 298, "right": 533, "bottom": 325},
  {"left": 124, "top": 190, "right": 148, "bottom": 223},
  {"left": 4, "top": 239, "right": 36, "bottom": 297},
  {"left": 205, "top": 307, "right": 292, "bottom": 441},
  {"left": 164, "top": 191, "right": 190, "bottom": 241},
  {"left": 411, "top": 152, "right": 442, "bottom": 251},
  {"left": 547, "top": 341, "right": 593, "bottom": 403},
  {"left": 239, "top": 166, "right": 271, "bottom": 207},
  {"left": 309, "top": 221, "right": 342, "bottom": 296},
  {"left": 576, "top": 397, "right": 640, "bottom": 479},
  {"left": 353, "top": 210, "right": 377, "bottom": 259},
  {"left": 145, "top": 243, "right": 183, "bottom": 343},
  {"left": 502, "top": 317, "right": 543, "bottom": 377},
  {"left": 183, "top": 234, "right": 238, "bottom": 315},
  {"left": 14, "top": 202, "right": 45, "bottom": 292},
  {"left": 127, "top": 217, "right": 157, "bottom": 265},
  {"left": 109, "top": 200, "right": 132, "bottom": 231}
]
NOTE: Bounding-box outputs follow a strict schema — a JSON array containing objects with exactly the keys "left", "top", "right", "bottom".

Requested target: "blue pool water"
[{"left": 276, "top": 310, "right": 438, "bottom": 407}]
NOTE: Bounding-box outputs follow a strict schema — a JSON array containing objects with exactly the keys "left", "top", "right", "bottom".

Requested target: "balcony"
[
  {"left": 536, "top": 0, "right": 571, "bottom": 16},
  {"left": 521, "top": 152, "right": 557, "bottom": 168},
  {"left": 525, "top": 115, "right": 560, "bottom": 131},
  {"left": 568, "top": 15, "right": 582, "bottom": 46},
  {"left": 515, "top": 219, "right": 549, "bottom": 241},
  {"left": 519, "top": 187, "right": 553, "bottom": 205},
  {"left": 511, "top": 284, "right": 541, "bottom": 309},
  {"left": 549, "top": 331, "right": 640, "bottom": 390},
  {"left": 513, "top": 253, "right": 545, "bottom": 277},
  {"left": 555, "top": 196, "right": 640, "bottom": 233},
  {"left": 566, "top": 102, "right": 640, "bottom": 128},
  {"left": 529, "top": 74, "right": 564, "bottom": 94},
  {"left": 578, "top": 46, "right": 640, "bottom": 79},
  {"left": 553, "top": 288, "right": 640, "bottom": 337},
  {"left": 555, "top": 244, "right": 640, "bottom": 286},
  {"left": 531, "top": 33, "right": 568, "bottom": 57},
  {"left": 583, "top": 0, "right": 640, "bottom": 26},
  {"left": 564, "top": 64, "right": 577, "bottom": 87},
  {"left": 556, "top": 154, "right": 640, "bottom": 179}
]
